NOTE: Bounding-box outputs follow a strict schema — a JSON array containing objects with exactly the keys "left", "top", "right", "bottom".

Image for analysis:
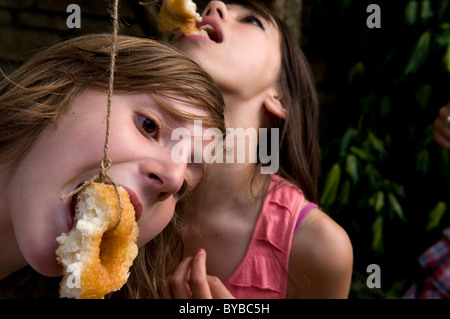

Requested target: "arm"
[
  {"left": 286, "top": 208, "right": 353, "bottom": 299},
  {"left": 432, "top": 101, "right": 450, "bottom": 149}
]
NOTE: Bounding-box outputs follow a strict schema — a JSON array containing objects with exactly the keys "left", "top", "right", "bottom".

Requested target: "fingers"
[
  {"left": 166, "top": 249, "right": 236, "bottom": 299},
  {"left": 207, "top": 276, "right": 236, "bottom": 299},
  {"left": 189, "top": 250, "right": 235, "bottom": 298},
  {"left": 167, "top": 250, "right": 213, "bottom": 299},
  {"left": 189, "top": 249, "right": 213, "bottom": 299},
  {"left": 433, "top": 102, "right": 450, "bottom": 149},
  {"left": 168, "top": 256, "right": 193, "bottom": 299}
]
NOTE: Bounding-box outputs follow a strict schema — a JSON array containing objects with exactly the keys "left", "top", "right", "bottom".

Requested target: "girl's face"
[
  {"left": 6, "top": 90, "right": 208, "bottom": 276},
  {"left": 173, "top": 1, "right": 281, "bottom": 102}
]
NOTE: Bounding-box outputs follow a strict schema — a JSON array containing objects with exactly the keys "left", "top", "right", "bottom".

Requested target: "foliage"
[{"left": 306, "top": 0, "right": 450, "bottom": 298}]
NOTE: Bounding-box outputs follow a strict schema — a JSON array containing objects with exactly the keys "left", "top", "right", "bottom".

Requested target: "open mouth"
[
  {"left": 68, "top": 182, "right": 83, "bottom": 219},
  {"left": 199, "top": 24, "right": 220, "bottom": 42},
  {"left": 120, "top": 185, "right": 143, "bottom": 222},
  {"left": 67, "top": 182, "right": 142, "bottom": 222},
  {"left": 197, "top": 17, "right": 222, "bottom": 43}
]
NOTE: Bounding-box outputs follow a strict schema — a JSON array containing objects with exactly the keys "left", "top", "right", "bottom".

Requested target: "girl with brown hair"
[
  {"left": 0, "top": 33, "right": 225, "bottom": 298},
  {"left": 167, "top": 0, "right": 353, "bottom": 298}
]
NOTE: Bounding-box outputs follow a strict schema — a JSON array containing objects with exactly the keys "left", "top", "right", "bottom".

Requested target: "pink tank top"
[{"left": 223, "top": 174, "right": 317, "bottom": 298}]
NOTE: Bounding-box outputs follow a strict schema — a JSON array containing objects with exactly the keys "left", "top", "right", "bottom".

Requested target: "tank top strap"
[{"left": 293, "top": 202, "right": 319, "bottom": 234}]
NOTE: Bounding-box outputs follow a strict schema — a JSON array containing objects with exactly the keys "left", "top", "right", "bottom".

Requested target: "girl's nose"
[
  {"left": 203, "top": 1, "right": 228, "bottom": 20},
  {"left": 140, "top": 152, "right": 187, "bottom": 202}
]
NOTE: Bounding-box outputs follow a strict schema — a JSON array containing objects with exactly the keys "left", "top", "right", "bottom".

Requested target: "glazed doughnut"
[
  {"left": 56, "top": 182, "right": 139, "bottom": 299},
  {"left": 158, "top": 0, "right": 207, "bottom": 36}
]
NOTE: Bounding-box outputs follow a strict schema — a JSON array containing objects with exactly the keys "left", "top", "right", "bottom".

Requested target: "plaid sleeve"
[{"left": 403, "top": 228, "right": 450, "bottom": 299}]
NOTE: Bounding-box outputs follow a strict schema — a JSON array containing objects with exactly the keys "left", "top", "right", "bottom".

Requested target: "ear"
[{"left": 263, "top": 93, "right": 286, "bottom": 120}]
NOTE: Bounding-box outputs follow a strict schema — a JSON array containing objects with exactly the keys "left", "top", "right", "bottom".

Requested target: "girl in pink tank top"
[
  {"left": 224, "top": 174, "right": 318, "bottom": 298},
  {"left": 166, "top": 0, "right": 353, "bottom": 299}
]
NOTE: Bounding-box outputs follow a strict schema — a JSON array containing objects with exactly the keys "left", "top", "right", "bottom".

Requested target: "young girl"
[
  {"left": 167, "top": 0, "right": 353, "bottom": 298},
  {"left": 0, "top": 34, "right": 225, "bottom": 298}
]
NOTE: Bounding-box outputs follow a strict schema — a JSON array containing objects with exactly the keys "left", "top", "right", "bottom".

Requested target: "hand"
[
  {"left": 433, "top": 101, "right": 450, "bottom": 149},
  {"left": 166, "top": 249, "right": 235, "bottom": 299}
]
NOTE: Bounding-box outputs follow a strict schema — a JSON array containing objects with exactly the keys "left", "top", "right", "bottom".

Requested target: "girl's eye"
[
  {"left": 242, "top": 15, "right": 264, "bottom": 30},
  {"left": 137, "top": 114, "right": 158, "bottom": 137}
]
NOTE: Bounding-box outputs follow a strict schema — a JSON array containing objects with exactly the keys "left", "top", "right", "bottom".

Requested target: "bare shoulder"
[{"left": 286, "top": 207, "right": 353, "bottom": 299}]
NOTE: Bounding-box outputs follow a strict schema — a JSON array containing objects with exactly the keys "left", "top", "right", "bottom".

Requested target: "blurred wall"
[{"left": 0, "top": 0, "right": 143, "bottom": 78}]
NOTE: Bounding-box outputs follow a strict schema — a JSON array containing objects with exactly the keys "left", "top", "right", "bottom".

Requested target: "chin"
[
  {"left": 26, "top": 241, "right": 64, "bottom": 278},
  {"left": 136, "top": 230, "right": 162, "bottom": 248},
  {"left": 136, "top": 217, "right": 174, "bottom": 248}
]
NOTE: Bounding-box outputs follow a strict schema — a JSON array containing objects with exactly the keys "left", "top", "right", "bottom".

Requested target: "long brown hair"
[
  {"left": 276, "top": 16, "right": 320, "bottom": 204},
  {"left": 0, "top": 34, "right": 225, "bottom": 298},
  {"left": 224, "top": 0, "right": 320, "bottom": 203}
]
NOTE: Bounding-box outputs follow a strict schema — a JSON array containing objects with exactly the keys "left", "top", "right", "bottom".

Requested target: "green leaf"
[
  {"left": 420, "top": 0, "right": 434, "bottom": 23},
  {"left": 444, "top": 44, "right": 450, "bottom": 73},
  {"left": 350, "top": 146, "right": 374, "bottom": 161},
  {"left": 405, "top": 31, "right": 431, "bottom": 75},
  {"left": 437, "top": 0, "right": 449, "bottom": 20},
  {"left": 348, "top": 61, "right": 364, "bottom": 84},
  {"left": 436, "top": 30, "right": 450, "bottom": 46},
  {"left": 372, "top": 215, "right": 384, "bottom": 253},
  {"left": 393, "top": 183, "right": 406, "bottom": 199},
  {"left": 374, "top": 191, "right": 385, "bottom": 213},
  {"left": 340, "top": 180, "right": 352, "bottom": 206},
  {"left": 345, "top": 154, "right": 359, "bottom": 184},
  {"left": 379, "top": 95, "right": 392, "bottom": 117},
  {"left": 416, "top": 148, "right": 430, "bottom": 174},
  {"left": 368, "top": 132, "right": 386, "bottom": 154},
  {"left": 405, "top": 0, "right": 418, "bottom": 25},
  {"left": 388, "top": 192, "right": 407, "bottom": 222},
  {"left": 365, "top": 163, "right": 381, "bottom": 188},
  {"left": 321, "top": 163, "right": 341, "bottom": 207},
  {"left": 426, "top": 201, "right": 447, "bottom": 230},
  {"left": 340, "top": 128, "right": 357, "bottom": 154}
]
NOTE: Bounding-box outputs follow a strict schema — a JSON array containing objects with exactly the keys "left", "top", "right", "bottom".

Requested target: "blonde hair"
[{"left": 0, "top": 34, "right": 225, "bottom": 298}]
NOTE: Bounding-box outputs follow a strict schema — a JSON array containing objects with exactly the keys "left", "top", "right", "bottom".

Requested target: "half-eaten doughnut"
[{"left": 56, "top": 182, "right": 139, "bottom": 299}]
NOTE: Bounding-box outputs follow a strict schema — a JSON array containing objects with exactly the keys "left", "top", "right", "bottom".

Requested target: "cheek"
[
  {"left": 224, "top": 48, "right": 280, "bottom": 96},
  {"left": 105, "top": 117, "right": 141, "bottom": 162},
  {"left": 8, "top": 174, "right": 68, "bottom": 276},
  {"left": 136, "top": 199, "right": 177, "bottom": 247},
  {"left": 7, "top": 110, "right": 110, "bottom": 276},
  {"left": 250, "top": 49, "right": 280, "bottom": 84}
]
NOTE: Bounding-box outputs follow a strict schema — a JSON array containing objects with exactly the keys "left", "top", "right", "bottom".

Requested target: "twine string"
[{"left": 61, "top": 0, "right": 122, "bottom": 233}]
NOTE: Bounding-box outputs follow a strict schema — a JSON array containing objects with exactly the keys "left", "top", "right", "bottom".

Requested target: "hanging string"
[{"left": 61, "top": 0, "right": 122, "bottom": 233}]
